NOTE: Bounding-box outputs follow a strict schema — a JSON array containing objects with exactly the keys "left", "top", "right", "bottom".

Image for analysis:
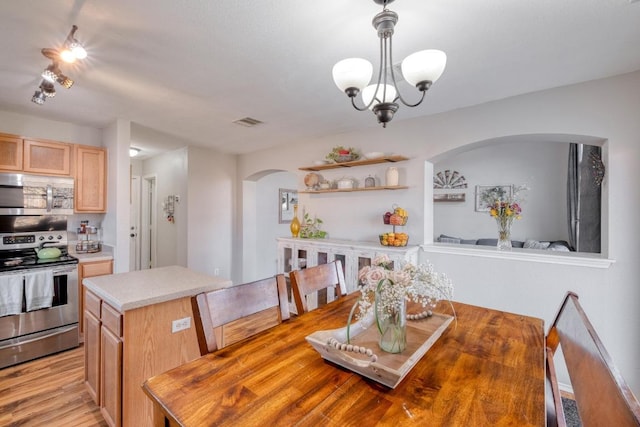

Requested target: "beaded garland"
[{"left": 327, "top": 311, "right": 433, "bottom": 360}]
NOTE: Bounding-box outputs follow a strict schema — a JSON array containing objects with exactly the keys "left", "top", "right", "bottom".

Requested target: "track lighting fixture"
[
  {"left": 40, "top": 81, "right": 56, "bottom": 98},
  {"left": 31, "top": 90, "right": 46, "bottom": 105},
  {"left": 41, "top": 63, "right": 60, "bottom": 83},
  {"left": 31, "top": 25, "right": 85, "bottom": 105},
  {"left": 59, "top": 25, "right": 87, "bottom": 63}
]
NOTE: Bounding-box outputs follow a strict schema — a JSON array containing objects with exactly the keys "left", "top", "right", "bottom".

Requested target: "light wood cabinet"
[
  {"left": 23, "top": 139, "right": 72, "bottom": 175},
  {"left": 0, "top": 132, "right": 108, "bottom": 212},
  {"left": 79, "top": 259, "right": 113, "bottom": 335},
  {"left": 100, "top": 303, "right": 123, "bottom": 427},
  {"left": 84, "top": 287, "right": 202, "bottom": 427},
  {"left": 75, "top": 145, "right": 107, "bottom": 212},
  {"left": 0, "top": 134, "right": 23, "bottom": 171},
  {"left": 84, "top": 290, "right": 102, "bottom": 404},
  {"left": 84, "top": 289, "right": 123, "bottom": 427}
]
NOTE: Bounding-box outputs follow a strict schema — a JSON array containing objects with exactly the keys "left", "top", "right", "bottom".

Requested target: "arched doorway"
[{"left": 241, "top": 169, "right": 296, "bottom": 282}]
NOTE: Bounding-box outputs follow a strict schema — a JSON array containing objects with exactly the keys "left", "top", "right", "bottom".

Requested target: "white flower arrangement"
[{"left": 353, "top": 254, "right": 455, "bottom": 324}]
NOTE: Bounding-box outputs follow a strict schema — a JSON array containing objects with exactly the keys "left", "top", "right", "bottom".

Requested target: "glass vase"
[
  {"left": 290, "top": 205, "right": 300, "bottom": 238},
  {"left": 496, "top": 219, "right": 512, "bottom": 250},
  {"left": 375, "top": 287, "right": 407, "bottom": 353}
]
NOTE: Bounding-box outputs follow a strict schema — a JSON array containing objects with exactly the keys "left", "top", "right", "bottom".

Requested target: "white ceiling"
[{"left": 1, "top": 0, "right": 640, "bottom": 155}]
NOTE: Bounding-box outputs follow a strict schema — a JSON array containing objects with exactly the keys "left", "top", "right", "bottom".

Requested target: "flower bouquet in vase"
[
  {"left": 481, "top": 185, "right": 527, "bottom": 250},
  {"left": 349, "top": 255, "right": 454, "bottom": 354}
]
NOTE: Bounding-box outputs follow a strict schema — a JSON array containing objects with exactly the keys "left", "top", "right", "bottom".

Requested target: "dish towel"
[
  {"left": 0, "top": 274, "right": 24, "bottom": 317},
  {"left": 24, "top": 270, "right": 54, "bottom": 312}
]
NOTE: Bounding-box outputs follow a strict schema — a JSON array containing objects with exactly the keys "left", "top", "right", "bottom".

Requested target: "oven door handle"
[
  {"left": 46, "top": 184, "right": 53, "bottom": 212},
  {"left": 0, "top": 325, "right": 77, "bottom": 350},
  {"left": 52, "top": 265, "right": 78, "bottom": 275}
]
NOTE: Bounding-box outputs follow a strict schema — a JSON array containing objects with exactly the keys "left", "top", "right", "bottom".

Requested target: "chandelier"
[
  {"left": 31, "top": 25, "right": 87, "bottom": 105},
  {"left": 332, "top": 0, "right": 446, "bottom": 127}
]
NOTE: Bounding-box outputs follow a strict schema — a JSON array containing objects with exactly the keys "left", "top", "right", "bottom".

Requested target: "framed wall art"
[
  {"left": 278, "top": 188, "right": 298, "bottom": 223},
  {"left": 475, "top": 185, "right": 512, "bottom": 212}
]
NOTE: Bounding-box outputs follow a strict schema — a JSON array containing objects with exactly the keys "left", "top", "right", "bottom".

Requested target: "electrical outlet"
[
  {"left": 171, "top": 317, "right": 191, "bottom": 333},
  {"left": 214, "top": 268, "right": 220, "bottom": 276}
]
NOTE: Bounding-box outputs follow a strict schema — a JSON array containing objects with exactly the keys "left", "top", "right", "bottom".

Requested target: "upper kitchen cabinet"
[
  {"left": 75, "top": 145, "right": 107, "bottom": 213},
  {"left": 0, "top": 134, "right": 24, "bottom": 171},
  {"left": 23, "top": 139, "right": 72, "bottom": 176}
]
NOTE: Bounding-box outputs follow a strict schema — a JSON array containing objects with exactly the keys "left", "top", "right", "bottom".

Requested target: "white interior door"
[{"left": 129, "top": 175, "right": 141, "bottom": 271}]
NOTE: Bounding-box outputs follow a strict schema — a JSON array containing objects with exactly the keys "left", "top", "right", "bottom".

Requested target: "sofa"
[{"left": 436, "top": 234, "right": 573, "bottom": 251}]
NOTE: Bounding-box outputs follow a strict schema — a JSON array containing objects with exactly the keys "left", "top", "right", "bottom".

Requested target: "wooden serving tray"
[{"left": 306, "top": 312, "right": 454, "bottom": 388}]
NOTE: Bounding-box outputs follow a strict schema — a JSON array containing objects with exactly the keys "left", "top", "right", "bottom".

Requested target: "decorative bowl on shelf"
[
  {"left": 364, "top": 152, "right": 384, "bottom": 159},
  {"left": 335, "top": 155, "right": 355, "bottom": 163},
  {"left": 326, "top": 146, "right": 360, "bottom": 163},
  {"left": 379, "top": 232, "right": 409, "bottom": 247},
  {"left": 304, "top": 172, "right": 320, "bottom": 189}
]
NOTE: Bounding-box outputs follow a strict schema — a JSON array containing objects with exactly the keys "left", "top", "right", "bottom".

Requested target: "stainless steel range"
[{"left": 0, "top": 215, "right": 79, "bottom": 369}]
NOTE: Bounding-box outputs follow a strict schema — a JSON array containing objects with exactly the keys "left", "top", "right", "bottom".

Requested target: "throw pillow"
[
  {"left": 524, "top": 239, "right": 551, "bottom": 250},
  {"left": 439, "top": 237, "right": 462, "bottom": 244}
]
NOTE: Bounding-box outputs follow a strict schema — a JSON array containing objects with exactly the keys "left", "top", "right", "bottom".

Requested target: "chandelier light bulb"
[
  {"left": 401, "top": 49, "right": 447, "bottom": 88},
  {"left": 332, "top": 58, "right": 373, "bottom": 94},
  {"left": 362, "top": 84, "right": 397, "bottom": 110}
]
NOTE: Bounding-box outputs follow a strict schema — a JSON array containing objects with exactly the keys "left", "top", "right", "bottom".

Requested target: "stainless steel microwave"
[{"left": 0, "top": 173, "right": 74, "bottom": 215}]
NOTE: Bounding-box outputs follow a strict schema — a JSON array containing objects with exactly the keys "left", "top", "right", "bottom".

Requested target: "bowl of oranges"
[{"left": 379, "top": 232, "right": 409, "bottom": 247}]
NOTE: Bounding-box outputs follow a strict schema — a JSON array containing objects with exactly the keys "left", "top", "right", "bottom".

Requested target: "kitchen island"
[{"left": 83, "top": 266, "right": 232, "bottom": 427}]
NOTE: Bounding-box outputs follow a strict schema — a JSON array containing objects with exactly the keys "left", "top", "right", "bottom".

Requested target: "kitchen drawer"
[
  {"left": 85, "top": 289, "right": 101, "bottom": 318},
  {"left": 81, "top": 260, "right": 113, "bottom": 278},
  {"left": 101, "top": 302, "right": 122, "bottom": 338}
]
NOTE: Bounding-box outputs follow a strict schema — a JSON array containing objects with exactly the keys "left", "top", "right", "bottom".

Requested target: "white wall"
[
  {"left": 142, "top": 147, "right": 188, "bottom": 268},
  {"left": 252, "top": 171, "right": 296, "bottom": 281},
  {"left": 0, "top": 109, "right": 101, "bottom": 147},
  {"left": 238, "top": 71, "right": 640, "bottom": 395},
  {"left": 186, "top": 146, "right": 236, "bottom": 279},
  {"left": 434, "top": 140, "right": 570, "bottom": 242},
  {"left": 102, "top": 119, "right": 132, "bottom": 273}
]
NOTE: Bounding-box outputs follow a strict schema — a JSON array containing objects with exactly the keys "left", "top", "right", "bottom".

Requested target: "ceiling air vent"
[{"left": 233, "top": 117, "right": 263, "bottom": 127}]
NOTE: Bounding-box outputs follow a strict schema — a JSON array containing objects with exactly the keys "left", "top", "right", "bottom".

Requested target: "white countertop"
[
  {"left": 82, "top": 265, "right": 233, "bottom": 312},
  {"left": 69, "top": 243, "right": 114, "bottom": 263}
]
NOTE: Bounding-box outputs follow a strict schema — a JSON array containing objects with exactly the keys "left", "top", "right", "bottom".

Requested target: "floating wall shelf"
[
  {"left": 299, "top": 185, "right": 408, "bottom": 194},
  {"left": 299, "top": 155, "right": 409, "bottom": 171}
]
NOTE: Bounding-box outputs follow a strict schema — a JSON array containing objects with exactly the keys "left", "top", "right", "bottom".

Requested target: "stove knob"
[
  {"left": 39, "top": 236, "right": 45, "bottom": 241},
  {"left": 48, "top": 236, "right": 54, "bottom": 240},
  {"left": 57, "top": 235, "right": 62, "bottom": 240}
]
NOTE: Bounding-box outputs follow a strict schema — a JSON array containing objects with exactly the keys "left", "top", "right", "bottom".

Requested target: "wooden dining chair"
[
  {"left": 545, "top": 291, "right": 640, "bottom": 427},
  {"left": 191, "top": 274, "right": 289, "bottom": 354},
  {"left": 289, "top": 260, "right": 347, "bottom": 314}
]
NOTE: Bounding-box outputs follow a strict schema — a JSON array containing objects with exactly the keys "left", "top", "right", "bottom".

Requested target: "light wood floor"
[{"left": 0, "top": 345, "right": 107, "bottom": 427}]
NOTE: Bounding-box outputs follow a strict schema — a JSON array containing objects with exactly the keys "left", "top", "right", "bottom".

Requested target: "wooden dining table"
[{"left": 142, "top": 294, "right": 545, "bottom": 426}]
